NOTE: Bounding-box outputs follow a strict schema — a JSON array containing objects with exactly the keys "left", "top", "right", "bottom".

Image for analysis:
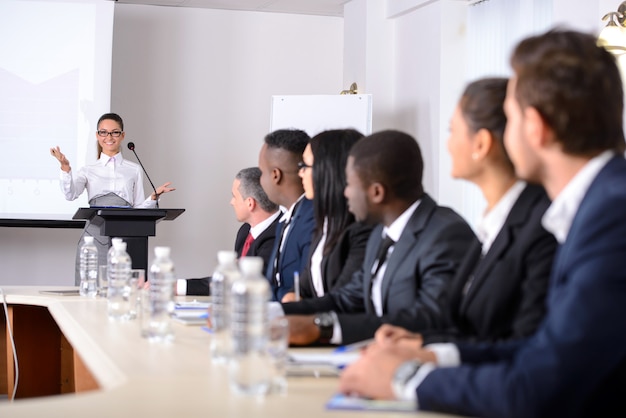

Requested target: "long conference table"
[{"left": 0, "top": 286, "right": 458, "bottom": 417}]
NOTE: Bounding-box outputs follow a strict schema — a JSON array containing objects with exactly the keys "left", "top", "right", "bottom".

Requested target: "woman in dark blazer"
[
  {"left": 377, "top": 77, "right": 557, "bottom": 347},
  {"left": 282, "top": 129, "right": 373, "bottom": 301}
]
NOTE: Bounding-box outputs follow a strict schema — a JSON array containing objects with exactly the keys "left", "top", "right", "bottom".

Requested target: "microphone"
[{"left": 127, "top": 141, "right": 159, "bottom": 208}]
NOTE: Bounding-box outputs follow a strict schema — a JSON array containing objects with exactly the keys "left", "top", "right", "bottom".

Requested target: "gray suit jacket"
[{"left": 282, "top": 194, "right": 478, "bottom": 344}]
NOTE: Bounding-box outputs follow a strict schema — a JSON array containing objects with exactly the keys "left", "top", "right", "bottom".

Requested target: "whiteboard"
[{"left": 270, "top": 94, "right": 372, "bottom": 137}]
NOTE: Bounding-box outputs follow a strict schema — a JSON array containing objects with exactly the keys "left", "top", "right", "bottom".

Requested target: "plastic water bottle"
[
  {"left": 79, "top": 236, "right": 98, "bottom": 297},
  {"left": 107, "top": 241, "right": 132, "bottom": 320},
  {"left": 144, "top": 246, "right": 176, "bottom": 342},
  {"left": 107, "top": 237, "right": 124, "bottom": 266},
  {"left": 229, "top": 256, "right": 271, "bottom": 395},
  {"left": 210, "top": 250, "right": 240, "bottom": 363}
]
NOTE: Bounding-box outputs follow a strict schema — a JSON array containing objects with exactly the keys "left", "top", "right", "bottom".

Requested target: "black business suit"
[
  {"left": 282, "top": 194, "right": 478, "bottom": 344},
  {"left": 422, "top": 184, "right": 556, "bottom": 344},
  {"left": 185, "top": 217, "right": 279, "bottom": 295},
  {"left": 298, "top": 221, "right": 374, "bottom": 298}
]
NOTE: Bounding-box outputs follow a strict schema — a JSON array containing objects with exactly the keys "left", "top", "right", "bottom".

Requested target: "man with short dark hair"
[
  {"left": 178, "top": 167, "right": 280, "bottom": 296},
  {"left": 258, "top": 129, "right": 315, "bottom": 302},
  {"left": 284, "top": 130, "right": 477, "bottom": 345},
  {"left": 339, "top": 29, "right": 626, "bottom": 417}
]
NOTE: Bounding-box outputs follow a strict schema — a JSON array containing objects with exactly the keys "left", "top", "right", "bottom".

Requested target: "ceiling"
[{"left": 115, "top": 0, "right": 353, "bottom": 17}]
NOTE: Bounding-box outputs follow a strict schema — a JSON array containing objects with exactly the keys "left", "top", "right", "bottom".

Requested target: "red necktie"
[{"left": 241, "top": 233, "right": 254, "bottom": 257}]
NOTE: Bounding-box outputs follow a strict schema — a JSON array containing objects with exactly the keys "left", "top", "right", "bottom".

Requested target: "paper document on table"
[
  {"left": 288, "top": 351, "right": 359, "bottom": 368},
  {"left": 175, "top": 300, "right": 211, "bottom": 310},
  {"left": 326, "top": 394, "right": 416, "bottom": 412},
  {"left": 286, "top": 351, "right": 357, "bottom": 378},
  {"left": 173, "top": 301, "right": 209, "bottom": 326}
]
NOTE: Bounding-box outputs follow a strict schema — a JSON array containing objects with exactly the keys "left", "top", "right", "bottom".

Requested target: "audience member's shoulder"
[
  {"left": 604, "top": 155, "right": 626, "bottom": 197},
  {"left": 347, "top": 221, "right": 375, "bottom": 238},
  {"left": 519, "top": 183, "right": 551, "bottom": 214}
]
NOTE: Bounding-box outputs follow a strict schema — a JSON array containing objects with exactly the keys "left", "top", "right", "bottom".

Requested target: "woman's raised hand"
[{"left": 50, "top": 146, "right": 71, "bottom": 172}]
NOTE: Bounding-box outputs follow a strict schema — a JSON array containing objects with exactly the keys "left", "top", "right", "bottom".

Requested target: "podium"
[{"left": 72, "top": 207, "right": 185, "bottom": 272}]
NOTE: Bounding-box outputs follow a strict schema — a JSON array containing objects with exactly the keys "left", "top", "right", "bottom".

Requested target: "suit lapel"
[
  {"left": 379, "top": 195, "right": 436, "bottom": 309},
  {"left": 363, "top": 225, "right": 384, "bottom": 313},
  {"left": 249, "top": 217, "right": 278, "bottom": 255},
  {"left": 460, "top": 185, "right": 538, "bottom": 310},
  {"left": 265, "top": 220, "right": 285, "bottom": 279},
  {"left": 549, "top": 157, "right": 622, "bottom": 287},
  {"left": 235, "top": 223, "right": 251, "bottom": 257}
]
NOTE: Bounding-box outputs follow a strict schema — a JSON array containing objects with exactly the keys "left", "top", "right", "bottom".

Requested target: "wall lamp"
[{"left": 599, "top": 1, "right": 626, "bottom": 55}]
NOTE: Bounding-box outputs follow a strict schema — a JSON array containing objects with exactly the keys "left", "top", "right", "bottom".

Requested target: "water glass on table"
[
  {"left": 128, "top": 269, "right": 145, "bottom": 320},
  {"left": 268, "top": 316, "right": 290, "bottom": 394},
  {"left": 98, "top": 265, "right": 109, "bottom": 298}
]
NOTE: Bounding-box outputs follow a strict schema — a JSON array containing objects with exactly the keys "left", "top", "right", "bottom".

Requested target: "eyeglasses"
[
  {"left": 297, "top": 161, "right": 312, "bottom": 171},
  {"left": 97, "top": 130, "right": 123, "bottom": 138}
]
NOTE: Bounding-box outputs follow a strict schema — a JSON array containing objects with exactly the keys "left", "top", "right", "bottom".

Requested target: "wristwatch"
[
  {"left": 392, "top": 360, "right": 422, "bottom": 400},
  {"left": 313, "top": 312, "right": 335, "bottom": 344}
]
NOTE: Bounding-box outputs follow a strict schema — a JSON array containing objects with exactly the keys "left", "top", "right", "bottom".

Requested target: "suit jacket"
[
  {"left": 266, "top": 198, "right": 315, "bottom": 301},
  {"left": 185, "top": 217, "right": 279, "bottom": 296},
  {"left": 299, "top": 221, "right": 374, "bottom": 298},
  {"left": 422, "top": 184, "right": 556, "bottom": 344},
  {"left": 418, "top": 156, "right": 626, "bottom": 418},
  {"left": 282, "top": 194, "right": 478, "bottom": 344}
]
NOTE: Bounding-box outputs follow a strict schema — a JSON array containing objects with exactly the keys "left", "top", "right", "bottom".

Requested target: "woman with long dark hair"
[{"left": 284, "top": 129, "right": 373, "bottom": 300}]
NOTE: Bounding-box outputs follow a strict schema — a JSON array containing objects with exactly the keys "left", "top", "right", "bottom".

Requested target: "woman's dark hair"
[
  {"left": 459, "top": 77, "right": 513, "bottom": 170},
  {"left": 310, "top": 129, "right": 364, "bottom": 255}
]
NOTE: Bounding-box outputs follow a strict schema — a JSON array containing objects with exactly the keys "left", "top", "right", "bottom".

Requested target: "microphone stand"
[{"left": 127, "top": 142, "right": 159, "bottom": 209}]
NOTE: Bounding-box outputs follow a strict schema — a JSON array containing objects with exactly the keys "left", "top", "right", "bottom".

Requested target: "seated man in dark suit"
[
  {"left": 339, "top": 29, "right": 626, "bottom": 417},
  {"left": 284, "top": 130, "right": 478, "bottom": 345},
  {"left": 177, "top": 167, "right": 280, "bottom": 296},
  {"left": 258, "top": 129, "right": 315, "bottom": 302}
]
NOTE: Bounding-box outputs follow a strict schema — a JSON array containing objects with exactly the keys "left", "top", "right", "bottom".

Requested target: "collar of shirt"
[
  {"left": 98, "top": 152, "right": 124, "bottom": 166},
  {"left": 475, "top": 180, "right": 526, "bottom": 254},
  {"left": 382, "top": 198, "right": 422, "bottom": 242},
  {"left": 249, "top": 210, "right": 281, "bottom": 239},
  {"left": 278, "top": 194, "right": 305, "bottom": 225},
  {"left": 542, "top": 150, "right": 614, "bottom": 244}
]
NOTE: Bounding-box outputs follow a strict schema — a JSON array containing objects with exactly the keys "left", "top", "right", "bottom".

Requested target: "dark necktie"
[
  {"left": 241, "top": 233, "right": 254, "bottom": 257},
  {"left": 372, "top": 235, "right": 395, "bottom": 277}
]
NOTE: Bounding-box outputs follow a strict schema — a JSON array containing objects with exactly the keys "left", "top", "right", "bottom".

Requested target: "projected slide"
[{"left": 0, "top": 0, "right": 114, "bottom": 220}]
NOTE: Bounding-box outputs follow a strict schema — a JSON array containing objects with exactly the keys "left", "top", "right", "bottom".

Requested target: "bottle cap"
[
  {"left": 84, "top": 236, "right": 94, "bottom": 244},
  {"left": 111, "top": 237, "right": 123, "bottom": 246},
  {"left": 238, "top": 256, "right": 263, "bottom": 275},
  {"left": 112, "top": 239, "right": 126, "bottom": 250},
  {"left": 154, "top": 246, "right": 171, "bottom": 258},
  {"left": 217, "top": 250, "right": 237, "bottom": 264}
]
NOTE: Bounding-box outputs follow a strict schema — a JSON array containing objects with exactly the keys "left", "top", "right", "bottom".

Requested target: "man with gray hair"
[{"left": 178, "top": 167, "right": 280, "bottom": 295}]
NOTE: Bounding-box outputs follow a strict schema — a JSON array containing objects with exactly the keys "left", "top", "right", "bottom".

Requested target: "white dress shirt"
[
  {"left": 475, "top": 181, "right": 526, "bottom": 254},
  {"left": 542, "top": 150, "right": 614, "bottom": 244},
  {"left": 59, "top": 152, "right": 156, "bottom": 208},
  {"left": 310, "top": 218, "right": 328, "bottom": 297},
  {"left": 249, "top": 210, "right": 281, "bottom": 239}
]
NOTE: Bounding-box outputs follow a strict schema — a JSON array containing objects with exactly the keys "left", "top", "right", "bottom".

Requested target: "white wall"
[{"left": 0, "top": 4, "right": 344, "bottom": 285}]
